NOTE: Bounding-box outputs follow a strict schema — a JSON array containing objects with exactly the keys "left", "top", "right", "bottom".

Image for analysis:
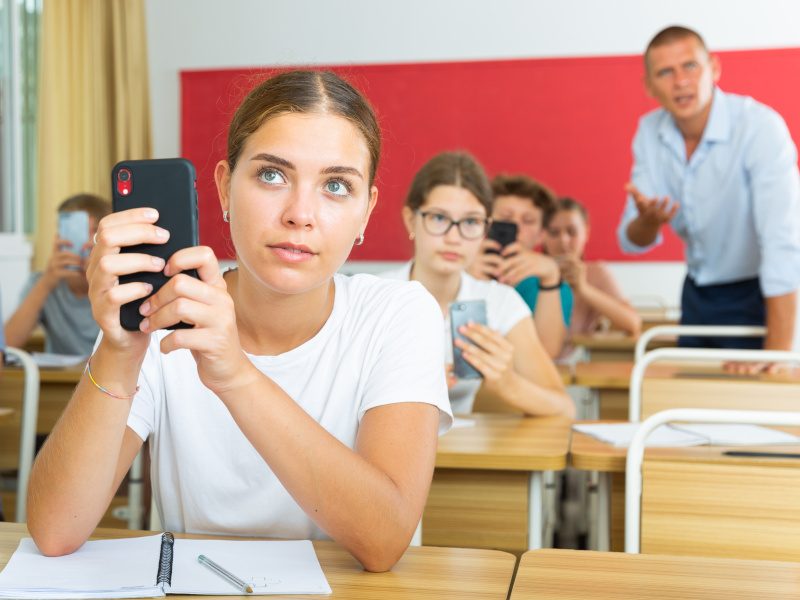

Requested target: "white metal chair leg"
[
  {"left": 528, "top": 471, "right": 543, "bottom": 549},
  {"left": 410, "top": 520, "right": 422, "bottom": 546},
  {"left": 596, "top": 472, "right": 610, "bottom": 551},
  {"left": 6, "top": 347, "right": 40, "bottom": 523},
  {"left": 542, "top": 470, "right": 558, "bottom": 547},
  {"left": 633, "top": 325, "right": 766, "bottom": 363}
]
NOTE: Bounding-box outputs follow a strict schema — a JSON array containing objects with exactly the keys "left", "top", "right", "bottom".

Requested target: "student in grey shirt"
[{"left": 5, "top": 193, "right": 110, "bottom": 356}]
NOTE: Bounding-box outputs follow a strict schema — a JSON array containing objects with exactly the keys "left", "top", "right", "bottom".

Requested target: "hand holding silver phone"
[{"left": 449, "top": 300, "right": 487, "bottom": 379}]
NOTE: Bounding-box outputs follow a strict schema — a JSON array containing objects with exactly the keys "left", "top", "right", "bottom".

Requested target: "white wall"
[
  {"left": 144, "top": 0, "right": 800, "bottom": 309},
  {"left": 0, "top": 234, "right": 32, "bottom": 320},
  {"left": 146, "top": 0, "right": 800, "bottom": 159}
]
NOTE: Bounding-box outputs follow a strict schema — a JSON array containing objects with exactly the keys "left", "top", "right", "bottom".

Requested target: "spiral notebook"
[{"left": 0, "top": 533, "right": 332, "bottom": 598}]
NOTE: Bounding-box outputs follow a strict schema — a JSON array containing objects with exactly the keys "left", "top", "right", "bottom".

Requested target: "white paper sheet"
[
  {"left": 573, "top": 422, "right": 800, "bottom": 448},
  {"left": 170, "top": 538, "right": 331, "bottom": 595},
  {"left": 0, "top": 535, "right": 331, "bottom": 598}
]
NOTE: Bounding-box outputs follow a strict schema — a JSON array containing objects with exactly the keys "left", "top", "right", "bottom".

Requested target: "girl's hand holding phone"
[
  {"left": 86, "top": 208, "right": 169, "bottom": 356},
  {"left": 453, "top": 322, "right": 514, "bottom": 389},
  {"left": 497, "top": 243, "right": 559, "bottom": 287},
  {"left": 466, "top": 239, "right": 503, "bottom": 280},
  {"left": 556, "top": 255, "right": 587, "bottom": 293},
  {"left": 137, "top": 245, "right": 258, "bottom": 396}
]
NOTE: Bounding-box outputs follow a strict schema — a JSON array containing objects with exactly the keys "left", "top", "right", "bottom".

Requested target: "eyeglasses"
[{"left": 417, "top": 211, "right": 490, "bottom": 240}]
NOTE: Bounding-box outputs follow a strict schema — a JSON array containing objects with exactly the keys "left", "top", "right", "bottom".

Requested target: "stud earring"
[
  {"left": 223, "top": 210, "right": 229, "bottom": 223},
  {"left": 409, "top": 232, "right": 415, "bottom": 241},
  {"left": 356, "top": 233, "right": 365, "bottom": 246}
]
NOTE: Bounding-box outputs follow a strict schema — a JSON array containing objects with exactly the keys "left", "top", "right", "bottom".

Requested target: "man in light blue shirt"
[{"left": 618, "top": 26, "right": 800, "bottom": 360}]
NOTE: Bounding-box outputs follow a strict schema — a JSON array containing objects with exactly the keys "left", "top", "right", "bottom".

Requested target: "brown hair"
[
  {"left": 645, "top": 26, "right": 709, "bottom": 73},
  {"left": 491, "top": 174, "right": 557, "bottom": 225},
  {"left": 58, "top": 193, "right": 111, "bottom": 221},
  {"left": 226, "top": 70, "right": 381, "bottom": 185},
  {"left": 404, "top": 151, "right": 492, "bottom": 214},
  {"left": 553, "top": 196, "right": 589, "bottom": 225}
]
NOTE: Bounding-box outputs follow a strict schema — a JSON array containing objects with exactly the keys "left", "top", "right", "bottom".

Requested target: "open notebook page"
[
  {"left": 0, "top": 535, "right": 162, "bottom": 599},
  {"left": 169, "top": 538, "right": 331, "bottom": 595},
  {"left": 673, "top": 424, "right": 800, "bottom": 446},
  {"left": 572, "top": 423, "right": 704, "bottom": 448}
]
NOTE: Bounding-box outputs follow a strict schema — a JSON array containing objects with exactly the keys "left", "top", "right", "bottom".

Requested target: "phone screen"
[
  {"left": 58, "top": 211, "right": 90, "bottom": 264},
  {"left": 485, "top": 220, "right": 518, "bottom": 255},
  {"left": 449, "top": 300, "right": 488, "bottom": 379}
]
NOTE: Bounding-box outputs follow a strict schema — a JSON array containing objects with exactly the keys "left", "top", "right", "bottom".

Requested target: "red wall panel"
[{"left": 180, "top": 48, "right": 800, "bottom": 261}]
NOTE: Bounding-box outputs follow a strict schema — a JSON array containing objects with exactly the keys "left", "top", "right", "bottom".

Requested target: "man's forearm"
[
  {"left": 764, "top": 291, "right": 797, "bottom": 350},
  {"left": 625, "top": 216, "right": 661, "bottom": 248}
]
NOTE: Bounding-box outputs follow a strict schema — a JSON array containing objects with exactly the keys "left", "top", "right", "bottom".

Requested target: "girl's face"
[
  {"left": 491, "top": 195, "right": 544, "bottom": 250},
  {"left": 215, "top": 112, "right": 377, "bottom": 295},
  {"left": 544, "top": 209, "right": 589, "bottom": 257},
  {"left": 404, "top": 185, "right": 488, "bottom": 277}
]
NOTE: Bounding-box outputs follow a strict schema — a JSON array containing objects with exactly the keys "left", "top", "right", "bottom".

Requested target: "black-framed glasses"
[{"left": 417, "top": 210, "right": 490, "bottom": 240}]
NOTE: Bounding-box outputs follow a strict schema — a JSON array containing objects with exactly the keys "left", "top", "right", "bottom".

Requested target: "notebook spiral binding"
[{"left": 156, "top": 532, "right": 175, "bottom": 586}]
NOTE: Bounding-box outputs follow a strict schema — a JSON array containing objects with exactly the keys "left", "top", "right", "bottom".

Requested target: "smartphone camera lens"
[{"left": 116, "top": 168, "right": 133, "bottom": 196}]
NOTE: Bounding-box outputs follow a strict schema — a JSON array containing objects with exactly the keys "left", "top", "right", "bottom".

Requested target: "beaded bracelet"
[{"left": 84, "top": 357, "right": 139, "bottom": 400}]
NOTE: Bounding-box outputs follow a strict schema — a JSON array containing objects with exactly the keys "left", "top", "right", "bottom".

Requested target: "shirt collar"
[
  {"left": 701, "top": 87, "right": 730, "bottom": 143},
  {"left": 658, "top": 87, "right": 730, "bottom": 148}
]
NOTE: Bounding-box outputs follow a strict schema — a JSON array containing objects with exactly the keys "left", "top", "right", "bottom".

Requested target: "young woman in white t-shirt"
[
  {"left": 26, "top": 71, "right": 451, "bottom": 572},
  {"left": 381, "top": 151, "right": 573, "bottom": 417}
]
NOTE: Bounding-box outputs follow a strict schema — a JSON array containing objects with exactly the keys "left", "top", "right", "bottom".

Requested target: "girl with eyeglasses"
[{"left": 380, "top": 152, "right": 573, "bottom": 417}]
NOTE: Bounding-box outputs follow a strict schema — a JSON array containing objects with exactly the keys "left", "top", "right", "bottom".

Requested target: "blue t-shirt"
[
  {"left": 515, "top": 276, "right": 573, "bottom": 326},
  {"left": 21, "top": 273, "right": 98, "bottom": 355}
]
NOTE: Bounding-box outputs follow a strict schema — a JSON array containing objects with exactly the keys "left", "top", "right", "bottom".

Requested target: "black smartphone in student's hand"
[
  {"left": 112, "top": 158, "right": 200, "bottom": 331},
  {"left": 450, "top": 300, "right": 488, "bottom": 380},
  {"left": 485, "top": 220, "right": 518, "bottom": 254}
]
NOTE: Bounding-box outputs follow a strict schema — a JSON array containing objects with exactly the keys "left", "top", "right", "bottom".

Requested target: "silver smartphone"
[
  {"left": 57, "top": 210, "right": 90, "bottom": 269},
  {"left": 449, "top": 299, "right": 488, "bottom": 379}
]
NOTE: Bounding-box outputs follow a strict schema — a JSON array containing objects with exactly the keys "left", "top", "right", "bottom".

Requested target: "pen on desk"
[
  {"left": 197, "top": 554, "right": 254, "bottom": 594},
  {"left": 723, "top": 450, "right": 800, "bottom": 459}
]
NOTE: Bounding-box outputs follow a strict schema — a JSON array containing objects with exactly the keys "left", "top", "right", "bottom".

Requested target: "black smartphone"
[
  {"left": 111, "top": 158, "right": 199, "bottom": 331},
  {"left": 485, "top": 220, "right": 518, "bottom": 254},
  {"left": 449, "top": 300, "right": 488, "bottom": 380}
]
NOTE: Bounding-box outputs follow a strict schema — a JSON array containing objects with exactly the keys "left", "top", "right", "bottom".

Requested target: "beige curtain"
[{"left": 34, "top": 0, "right": 151, "bottom": 268}]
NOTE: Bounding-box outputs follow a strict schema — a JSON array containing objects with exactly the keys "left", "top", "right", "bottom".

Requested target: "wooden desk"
[
  {"left": 0, "top": 365, "right": 130, "bottom": 528},
  {"left": 23, "top": 328, "right": 45, "bottom": 353},
  {"left": 509, "top": 549, "right": 800, "bottom": 599},
  {"left": 571, "top": 361, "right": 800, "bottom": 420},
  {"left": 570, "top": 423, "right": 800, "bottom": 560},
  {"left": 423, "top": 414, "right": 571, "bottom": 553},
  {"left": 0, "top": 364, "right": 83, "bottom": 472},
  {"left": 0, "top": 522, "right": 516, "bottom": 599},
  {"left": 0, "top": 409, "right": 12, "bottom": 423},
  {"left": 572, "top": 333, "right": 674, "bottom": 362}
]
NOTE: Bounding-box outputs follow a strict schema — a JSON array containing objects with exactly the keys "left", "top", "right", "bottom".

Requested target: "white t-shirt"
[
  {"left": 125, "top": 273, "right": 452, "bottom": 539},
  {"left": 379, "top": 263, "right": 530, "bottom": 414}
]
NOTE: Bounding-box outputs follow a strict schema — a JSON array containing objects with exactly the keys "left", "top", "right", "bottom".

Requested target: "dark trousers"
[{"left": 679, "top": 276, "right": 765, "bottom": 349}]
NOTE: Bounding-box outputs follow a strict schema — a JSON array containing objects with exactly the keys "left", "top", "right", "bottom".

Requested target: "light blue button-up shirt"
[{"left": 617, "top": 88, "right": 800, "bottom": 297}]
